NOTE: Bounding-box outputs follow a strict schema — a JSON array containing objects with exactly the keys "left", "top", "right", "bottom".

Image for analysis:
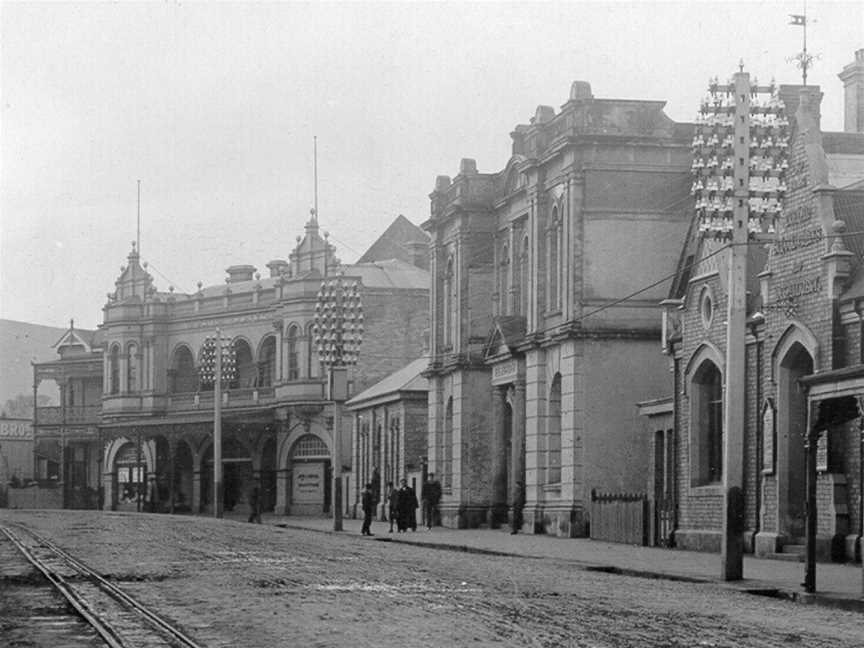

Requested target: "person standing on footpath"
[
  {"left": 247, "top": 484, "right": 262, "bottom": 524},
  {"left": 396, "top": 478, "right": 418, "bottom": 532},
  {"left": 421, "top": 472, "right": 442, "bottom": 530},
  {"left": 386, "top": 481, "right": 399, "bottom": 533},
  {"left": 511, "top": 480, "right": 525, "bottom": 535},
  {"left": 361, "top": 482, "right": 375, "bottom": 536}
]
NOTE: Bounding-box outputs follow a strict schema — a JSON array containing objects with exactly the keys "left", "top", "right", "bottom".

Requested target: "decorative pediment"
[
  {"left": 52, "top": 323, "right": 92, "bottom": 354},
  {"left": 483, "top": 315, "right": 527, "bottom": 361}
]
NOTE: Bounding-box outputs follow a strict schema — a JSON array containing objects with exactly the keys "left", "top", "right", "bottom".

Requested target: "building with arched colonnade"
[{"left": 32, "top": 214, "right": 429, "bottom": 516}]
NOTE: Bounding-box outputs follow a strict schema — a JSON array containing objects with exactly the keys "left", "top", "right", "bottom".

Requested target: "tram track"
[{"left": 0, "top": 522, "right": 204, "bottom": 648}]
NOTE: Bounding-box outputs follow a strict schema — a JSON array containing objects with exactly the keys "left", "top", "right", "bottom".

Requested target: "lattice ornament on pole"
[
  {"left": 691, "top": 76, "right": 789, "bottom": 239},
  {"left": 313, "top": 277, "right": 364, "bottom": 366},
  {"left": 199, "top": 336, "right": 237, "bottom": 384}
]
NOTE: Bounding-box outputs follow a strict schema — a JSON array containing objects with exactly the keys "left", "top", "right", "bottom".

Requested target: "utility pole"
[
  {"left": 692, "top": 67, "right": 788, "bottom": 581},
  {"left": 214, "top": 328, "right": 223, "bottom": 519},
  {"left": 314, "top": 276, "right": 364, "bottom": 531}
]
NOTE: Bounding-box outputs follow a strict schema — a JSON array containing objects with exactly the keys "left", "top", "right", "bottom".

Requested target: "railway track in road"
[{"left": 0, "top": 522, "right": 204, "bottom": 648}]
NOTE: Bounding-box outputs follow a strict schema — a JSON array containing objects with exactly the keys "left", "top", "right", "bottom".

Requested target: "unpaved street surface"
[{"left": 1, "top": 510, "right": 862, "bottom": 648}]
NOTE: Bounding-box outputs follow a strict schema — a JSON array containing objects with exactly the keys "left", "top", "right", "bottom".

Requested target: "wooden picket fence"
[{"left": 589, "top": 489, "right": 649, "bottom": 546}]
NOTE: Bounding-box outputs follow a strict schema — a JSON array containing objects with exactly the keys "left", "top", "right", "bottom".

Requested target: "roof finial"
[
  {"left": 70, "top": 318, "right": 74, "bottom": 330},
  {"left": 738, "top": 59, "right": 745, "bottom": 73}
]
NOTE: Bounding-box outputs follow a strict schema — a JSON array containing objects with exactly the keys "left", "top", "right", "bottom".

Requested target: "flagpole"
[{"left": 803, "top": 0, "right": 808, "bottom": 85}]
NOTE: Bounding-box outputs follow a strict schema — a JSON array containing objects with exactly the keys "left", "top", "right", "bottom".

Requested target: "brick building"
[
  {"left": 424, "top": 81, "right": 693, "bottom": 534},
  {"left": 346, "top": 356, "right": 429, "bottom": 518},
  {"left": 32, "top": 214, "right": 429, "bottom": 515},
  {"left": 650, "top": 51, "right": 864, "bottom": 563}
]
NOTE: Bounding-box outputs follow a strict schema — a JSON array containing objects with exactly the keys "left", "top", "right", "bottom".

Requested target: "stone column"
[
  {"left": 168, "top": 434, "right": 177, "bottom": 514},
  {"left": 490, "top": 385, "right": 508, "bottom": 525},
  {"left": 511, "top": 379, "right": 527, "bottom": 510},
  {"left": 275, "top": 417, "right": 290, "bottom": 514}
]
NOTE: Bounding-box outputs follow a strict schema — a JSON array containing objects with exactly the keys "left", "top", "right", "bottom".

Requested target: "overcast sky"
[{"left": 1, "top": 1, "right": 861, "bottom": 330}]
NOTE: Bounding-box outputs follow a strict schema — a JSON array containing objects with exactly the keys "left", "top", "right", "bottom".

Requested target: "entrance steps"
[{"left": 767, "top": 543, "right": 805, "bottom": 562}]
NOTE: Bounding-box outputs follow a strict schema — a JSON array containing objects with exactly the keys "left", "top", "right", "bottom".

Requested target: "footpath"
[{"left": 227, "top": 512, "right": 864, "bottom": 613}]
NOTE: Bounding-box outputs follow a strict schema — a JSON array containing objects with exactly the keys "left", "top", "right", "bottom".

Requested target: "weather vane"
[{"left": 788, "top": 4, "right": 819, "bottom": 85}]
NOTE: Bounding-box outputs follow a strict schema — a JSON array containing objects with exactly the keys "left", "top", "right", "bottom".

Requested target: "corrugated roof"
[
  {"left": 827, "top": 153, "right": 864, "bottom": 190},
  {"left": 346, "top": 356, "right": 429, "bottom": 407}
]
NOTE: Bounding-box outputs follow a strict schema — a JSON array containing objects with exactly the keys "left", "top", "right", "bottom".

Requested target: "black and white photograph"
[{"left": 1, "top": 1, "right": 863, "bottom": 646}]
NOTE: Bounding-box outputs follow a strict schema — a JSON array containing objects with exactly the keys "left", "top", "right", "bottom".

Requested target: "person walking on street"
[
  {"left": 396, "top": 478, "right": 418, "bottom": 532},
  {"left": 421, "top": 472, "right": 442, "bottom": 530},
  {"left": 247, "top": 484, "right": 262, "bottom": 524},
  {"left": 511, "top": 480, "right": 525, "bottom": 535},
  {"left": 361, "top": 482, "right": 375, "bottom": 536},
  {"left": 386, "top": 481, "right": 398, "bottom": 533}
]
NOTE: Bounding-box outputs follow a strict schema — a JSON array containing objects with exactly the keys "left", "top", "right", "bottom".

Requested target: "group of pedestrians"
[{"left": 361, "top": 473, "right": 442, "bottom": 536}]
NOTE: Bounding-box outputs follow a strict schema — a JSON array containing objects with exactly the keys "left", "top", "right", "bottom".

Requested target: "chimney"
[
  {"left": 266, "top": 259, "right": 289, "bottom": 278},
  {"left": 225, "top": 265, "right": 256, "bottom": 283},
  {"left": 406, "top": 240, "right": 429, "bottom": 271},
  {"left": 838, "top": 49, "right": 864, "bottom": 133},
  {"left": 459, "top": 158, "right": 477, "bottom": 175}
]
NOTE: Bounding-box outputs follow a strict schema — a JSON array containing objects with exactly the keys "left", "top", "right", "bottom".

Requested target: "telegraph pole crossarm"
[{"left": 691, "top": 66, "right": 789, "bottom": 581}]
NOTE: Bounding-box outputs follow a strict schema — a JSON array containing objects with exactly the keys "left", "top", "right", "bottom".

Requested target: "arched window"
[
  {"left": 109, "top": 345, "right": 120, "bottom": 395},
  {"left": 443, "top": 397, "right": 454, "bottom": 491},
  {"left": 547, "top": 207, "right": 561, "bottom": 312},
  {"left": 127, "top": 343, "right": 139, "bottom": 393},
  {"left": 232, "top": 339, "right": 256, "bottom": 389},
  {"left": 443, "top": 258, "right": 455, "bottom": 349},
  {"left": 499, "top": 243, "right": 510, "bottom": 315},
  {"left": 547, "top": 373, "right": 562, "bottom": 484},
  {"left": 286, "top": 325, "right": 299, "bottom": 381},
  {"left": 691, "top": 360, "right": 723, "bottom": 485},
  {"left": 292, "top": 434, "right": 329, "bottom": 459},
  {"left": 306, "top": 323, "right": 317, "bottom": 379},
  {"left": 170, "top": 345, "right": 197, "bottom": 393},
  {"left": 258, "top": 336, "right": 277, "bottom": 387}
]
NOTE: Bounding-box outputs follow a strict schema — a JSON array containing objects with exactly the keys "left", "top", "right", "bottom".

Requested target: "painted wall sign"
[
  {"left": 293, "top": 463, "right": 324, "bottom": 503},
  {"left": 783, "top": 204, "right": 814, "bottom": 228},
  {"left": 775, "top": 275, "right": 822, "bottom": 302},
  {"left": 491, "top": 359, "right": 518, "bottom": 385},
  {"left": 761, "top": 400, "right": 775, "bottom": 474},
  {"left": 773, "top": 227, "right": 823, "bottom": 256}
]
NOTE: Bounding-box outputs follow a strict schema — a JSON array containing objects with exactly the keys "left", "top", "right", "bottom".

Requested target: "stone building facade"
[
  {"left": 654, "top": 52, "right": 864, "bottom": 563},
  {"left": 424, "top": 81, "right": 693, "bottom": 534},
  {"left": 32, "top": 215, "right": 429, "bottom": 515}
]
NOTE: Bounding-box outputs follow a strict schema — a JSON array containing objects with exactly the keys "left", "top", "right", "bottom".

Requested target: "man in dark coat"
[
  {"left": 386, "top": 481, "right": 398, "bottom": 533},
  {"left": 421, "top": 473, "right": 442, "bottom": 529},
  {"left": 248, "top": 484, "right": 262, "bottom": 524},
  {"left": 361, "top": 482, "right": 375, "bottom": 536},
  {"left": 511, "top": 480, "right": 525, "bottom": 535},
  {"left": 396, "top": 478, "right": 418, "bottom": 532}
]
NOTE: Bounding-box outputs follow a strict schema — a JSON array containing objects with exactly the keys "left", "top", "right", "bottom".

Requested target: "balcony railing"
[
  {"left": 35, "top": 406, "right": 101, "bottom": 426},
  {"left": 166, "top": 387, "right": 277, "bottom": 411}
]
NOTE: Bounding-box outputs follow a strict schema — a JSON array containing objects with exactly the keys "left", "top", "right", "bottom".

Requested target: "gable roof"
[
  {"left": 346, "top": 356, "right": 429, "bottom": 408},
  {"left": 357, "top": 215, "right": 429, "bottom": 266}
]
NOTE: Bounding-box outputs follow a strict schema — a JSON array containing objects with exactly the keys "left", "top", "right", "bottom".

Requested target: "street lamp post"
[
  {"left": 200, "top": 329, "right": 236, "bottom": 518},
  {"left": 314, "top": 275, "right": 363, "bottom": 532},
  {"left": 691, "top": 68, "right": 788, "bottom": 580}
]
